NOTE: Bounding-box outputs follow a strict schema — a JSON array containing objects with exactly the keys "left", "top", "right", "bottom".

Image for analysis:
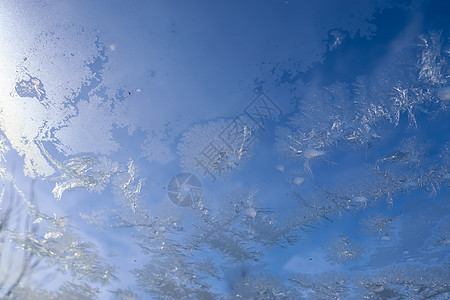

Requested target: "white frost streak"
[
  {"left": 0, "top": 93, "right": 55, "bottom": 176},
  {"left": 44, "top": 149, "right": 119, "bottom": 200},
  {"left": 112, "top": 160, "right": 144, "bottom": 213},
  {"left": 178, "top": 119, "right": 256, "bottom": 178},
  {"left": 0, "top": 22, "right": 132, "bottom": 178},
  {"left": 0, "top": 24, "right": 102, "bottom": 176}
]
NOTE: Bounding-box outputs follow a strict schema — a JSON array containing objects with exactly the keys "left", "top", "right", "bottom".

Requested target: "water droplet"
[
  {"left": 352, "top": 196, "right": 368, "bottom": 204},
  {"left": 275, "top": 164, "right": 285, "bottom": 173},
  {"left": 245, "top": 207, "right": 257, "bottom": 218},
  {"left": 303, "top": 148, "right": 325, "bottom": 159},
  {"left": 292, "top": 177, "right": 304, "bottom": 185},
  {"left": 436, "top": 86, "right": 450, "bottom": 101}
]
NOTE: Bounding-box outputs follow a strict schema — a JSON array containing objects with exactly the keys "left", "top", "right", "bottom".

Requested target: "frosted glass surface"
[{"left": 0, "top": 1, "right": 449, "bottom": 299}]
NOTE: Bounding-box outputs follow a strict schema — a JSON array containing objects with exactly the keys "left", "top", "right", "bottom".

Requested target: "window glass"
[{"left": 0, "top": 0, "right": 449, "bottom": 298}]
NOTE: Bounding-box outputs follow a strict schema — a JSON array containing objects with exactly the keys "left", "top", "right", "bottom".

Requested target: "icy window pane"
[{"left": 0, "top": 0, "right": 449, "bottom": 298}]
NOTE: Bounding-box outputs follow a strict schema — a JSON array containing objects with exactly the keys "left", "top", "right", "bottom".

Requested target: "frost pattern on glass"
[
  {"left": 0, "top": 185, "right": 39, "bottom": 298},
  {"left": 43, "top": 150, "right": 119, "bottom": 200},
  {"left": 276, "top": 32, "right": 449, "bottom": 175},
  {"left": 0, "top": 2, "right": 449, "bottom": 299},
  {"left": 290, "top": 265, "right": 450, "bottom": 299},
  {"left": 13, "top": 206, "right": 116, "bottom": 286},
  {"left": 421, "top": 216, "right": 450, "bottom": 252},
  {"left": 324, "top": 236, "right": 364, "bottom": 265},
  {"left": 15, "top": 75, "right": 46, "bottom": 101},
  {"left": 0, "top": 165, "right": 114, "bottom": 297},
  {"left": 10, "top": 282, "right": 100, "bottom": 300},
  {"left": 0, "top": 24, "right": 103, "bottom": 177},
  {"left": 360, "top": 213, "right": 402, "bottom": 243},
  {"left": 230, "top": 274, "right": 299, "bottom": 299},
  {"left": 178, "top": 119, "right": 257, "bottom": 180}
]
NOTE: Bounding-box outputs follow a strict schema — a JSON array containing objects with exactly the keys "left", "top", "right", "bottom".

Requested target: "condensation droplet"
[
  {"left": 275, "top": 164, "right": 285, "bottom": 173},
  {"left": 303, "top": 148, "right": 325, "bottom": 159},
  {"left": 436, "top": 86, "right": 450, "bottom": 101},
  {"left": 352, "top": 196, "right": 368, "bottom": 205},
  {"left": 292, "top": 177, "right": 304, "bottom": 185},
  {"left": 245, "top": 207, "right": 257, "bottom": 218}
]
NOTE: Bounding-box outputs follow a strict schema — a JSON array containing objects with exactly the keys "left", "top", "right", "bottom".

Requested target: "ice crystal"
[
  {"left": 188, "top": 188, "right": 295, "bottom": 261},
  {"left": 375, "top": 137, "right": 447, "bottom": 196},
  {"left": 324, "top": 236, "right": 364, "bottom": 265},
  {"left": 231, "top": 274, "right": 299, "bottom": 300},
  {"left": 8, "top": 282, "right": 100, "bottom": 300},
  {"left": 110, "top": 288, "right": 143, "bottom": 300},
  {"left": 11, "top": 219, "right": 115, "bottom": 285},
  {"left": 49, "top": 154, "right": 119, "bottom": 200},
  {"left": 0, "top": 186, "right": 40, "bottom": 298},
  {"left": 112, "top": 160, "right": 144, "bottom": 213},
  {"left": 290, "top": 272, "right": 349, "bottom": 299},
  {"left": 133, "top": 240, "right": 217, "bottom": 300},
  {"left": 0, "top": 4, "right": 449, "bottom": 300},
  {"left": 178, "top": 119, "right": 257, "bottom": 180},
  {"left": 418, "top": 31, "right": 446, "bottom": 85},
  {"left": 289, "top": 264, "right": 450, "bottom": 299}
]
